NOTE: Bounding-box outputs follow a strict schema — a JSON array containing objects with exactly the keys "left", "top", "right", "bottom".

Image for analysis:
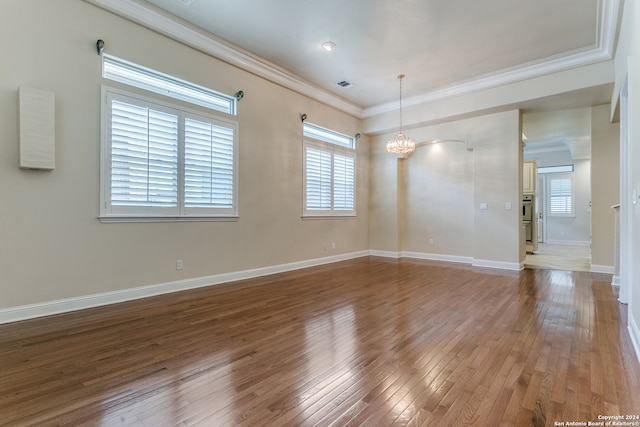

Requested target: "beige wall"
[
  {"left": 0, "top": 0, "right": 368, "bottom": 310},
  {"left": 369, "top": 110, "right": 522, "bottom": 268},
  {"left": 591, "top": 104, "right": 620, "bottom": 269},
  {"left": 402, "top": 139, "right": 474, "bottom": 258},
  {"left": 368, "top": 142, "right": 401, "bottom": 253},
  {"left": 470, "top": 110, "right": 523, "bottom": 267}
]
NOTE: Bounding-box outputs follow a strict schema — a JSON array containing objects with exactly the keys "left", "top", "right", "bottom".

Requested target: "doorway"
[{"left": 522, "top": 108, "right": 593, "bottom": 272}]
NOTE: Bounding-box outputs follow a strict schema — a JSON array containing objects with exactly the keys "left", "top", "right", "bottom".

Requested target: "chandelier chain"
[{"left": 399, "top": 74, "right": 404, "bottom": 131}]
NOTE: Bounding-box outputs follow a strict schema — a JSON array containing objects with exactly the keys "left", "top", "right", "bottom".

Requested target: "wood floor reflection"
[{"left": 1, "top": 257, "right": 639, "bottom": 426}]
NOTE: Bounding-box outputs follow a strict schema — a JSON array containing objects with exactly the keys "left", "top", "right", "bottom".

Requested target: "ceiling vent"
[{"left": 337, "top": 80, "right": 353, "bottom": 88}]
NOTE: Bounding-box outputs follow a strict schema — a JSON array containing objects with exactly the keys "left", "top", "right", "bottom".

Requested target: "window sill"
[
  {"left": 99, "top": 215, "right": 239, "bottom": 223},
  {"left": 302, "top": 214, "right": 357, "bottom": 220}
]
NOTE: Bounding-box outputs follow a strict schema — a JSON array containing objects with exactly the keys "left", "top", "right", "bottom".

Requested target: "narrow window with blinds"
[
  {"left": 184, "top": 115, "right": 235, "bottom": 211},
  {"left": 548, "top": 176, "right": 574, "bottom": 216},
  {"left": 333, "top": 154, "right": 355, "bottom": 211},
  {"left": 305, "top": 147, "right": 332, "bottom": 210},
  {"left": 101, "top": 89, "right": 238, "bottom": 221},
  {"left": 303, "top": 122, "right": 356, "bottom": 217}
]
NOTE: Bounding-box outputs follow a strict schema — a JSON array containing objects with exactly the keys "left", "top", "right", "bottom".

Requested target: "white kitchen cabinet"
[{"left": 523, "top": 160, "right": 537, "bottom": 195}]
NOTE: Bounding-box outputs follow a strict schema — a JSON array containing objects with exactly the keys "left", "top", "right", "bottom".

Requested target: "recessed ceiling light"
[
  {"left": 322, "top": 41, "right": 336, "bottom": 52},
  {"left": 177, "top": 0, "right": 194, "bottom": 5}
]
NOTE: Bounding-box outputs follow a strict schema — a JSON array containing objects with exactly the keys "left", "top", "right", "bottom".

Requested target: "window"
[
  {"left": 101, "top": 89, "right": 238, "bottom": 221},
  {"left": 548, "top": 175, "right": 574, "bottom": 216},
  {"left": 538, "top": 164, "right": 574, "bottom": 174},
  {"left": 100, "top": 55, "right": 237, "bottom": 222},
  {"left": 303, "top": 123, "right": 356, "bottom": 217},
  {"left": 102, "top": 54, "right": 235, "bottom": 115}
]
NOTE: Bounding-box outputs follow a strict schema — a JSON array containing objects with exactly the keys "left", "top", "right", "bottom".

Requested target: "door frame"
[{"left": 537, "top": 174, "right": 546, "bottom": 243}]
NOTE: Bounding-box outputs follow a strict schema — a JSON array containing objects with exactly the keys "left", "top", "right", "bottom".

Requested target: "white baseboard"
[
  {"left": 369, "top": 250, "right": 401, "bottom": 259},
  {"left": 611, "top": 275, "right": 620, "bottom": 286},
  {"left": 371, "top": 250, "right": 522, "bottom": 271},
  {"left": 401, "top": 251, "right": 473, "bottom": 265},
  {"left": 591, "top": 264, "right": 615, "bottom": 274},
  {"left": 0, "top": 251, "right": 369, "bottom": 325},
  {"left": 629, "top": 313, "right": 640, "bottom": 365},
  {"left": 545, "top": 239, "right": 591, "bottom": 246},
  {"left": 472, "top": 259, "right": 524, "bottom": 271}
]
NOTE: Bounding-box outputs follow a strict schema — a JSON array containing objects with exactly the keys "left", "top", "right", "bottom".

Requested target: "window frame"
[
  {"left": 538, "top": 164, "right": 574, "bottom": 174},
  {"left": 100, "top": 86, "right": 239, "bottom": 223},
  {"left": 302, "top": 123, "right": 356, "bottom": 218},
  {"left": 547, "top": 173, "right": 575, "bottom": 217},
  {"left": 102, "top": 54, "right": 236, "bottom": 115}
]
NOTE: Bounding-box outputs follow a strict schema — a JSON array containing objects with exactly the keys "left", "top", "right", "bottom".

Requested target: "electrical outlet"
[
  {"left": 428, "top": 238, "right": 434, "bottom": 245},
  {"left": 176, "top": 260, "right": 183, "bottom": 270},
  {"left": 331, "top": 242, "right": 336, "bottom": 250}
]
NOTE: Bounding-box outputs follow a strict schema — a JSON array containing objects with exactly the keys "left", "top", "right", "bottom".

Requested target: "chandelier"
[{"left": 385, "top": 74, "right": 416, "bottom": 155}]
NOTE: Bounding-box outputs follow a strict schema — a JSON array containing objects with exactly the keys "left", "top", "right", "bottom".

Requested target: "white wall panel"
[{"left": 19, "top": 87, "right": 55, "bottom": 170}]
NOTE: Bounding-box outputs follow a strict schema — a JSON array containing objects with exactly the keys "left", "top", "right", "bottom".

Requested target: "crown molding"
[
  {"left": 84, "top": 0, "right": 364, "bottom": 118},
  {"left": 364, "top": 46, "right": 610, "bottom": 117},
  {"left": 85, "top": 0, "right": 620, "bottom": 120},
  {"left": 599, "top": 0, "right": 622, "bottom": 58},
  {"left": 362, "top": 0, "right": 620, "bottom": 118},
  {"left": 364, "top": 0, "right": 620, "bottom": 118}
]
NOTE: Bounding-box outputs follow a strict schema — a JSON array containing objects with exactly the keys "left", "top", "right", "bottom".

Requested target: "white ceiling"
[
  {"left": 523, "top": 108, "right": 593, "bottom": 160},
  {"left": 139, "top": 0, "right": 615, "bottom": 112}
]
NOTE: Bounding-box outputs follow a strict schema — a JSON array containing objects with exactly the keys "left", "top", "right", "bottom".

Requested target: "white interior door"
[{"left": 537, "top": 175, "right": 545, "bottom": 243}]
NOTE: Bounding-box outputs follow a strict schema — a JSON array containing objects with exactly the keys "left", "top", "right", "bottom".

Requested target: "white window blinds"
[
  {"left": 305, "top": 147, "right": 333, "bottom": 210},
  {"left": 101, "top": 90, "right": 238, "bottom": 221},
  {"left": 110, "top": 100, "right": 179, "bottom": 207},
  {"left": 184, "top": 117, "right": 235, "bottom": 209},
  {"left": 333, "top": 154, "right": 355, "bottom": 210},
  {"left": 549, "top": 177, "right": 573, "bottom": 215},
  {"left": 302, "top": 122, "right": 356, "bottom": 217}
]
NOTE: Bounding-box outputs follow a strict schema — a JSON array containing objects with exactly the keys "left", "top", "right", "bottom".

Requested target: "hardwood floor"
[{"left": 1, "top": 257, "right": 639, "bottom": 426}]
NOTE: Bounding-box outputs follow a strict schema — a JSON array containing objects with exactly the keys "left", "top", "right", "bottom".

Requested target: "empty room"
[{"left": 1, "top": 0, "right": 639, "bottom": 426}]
